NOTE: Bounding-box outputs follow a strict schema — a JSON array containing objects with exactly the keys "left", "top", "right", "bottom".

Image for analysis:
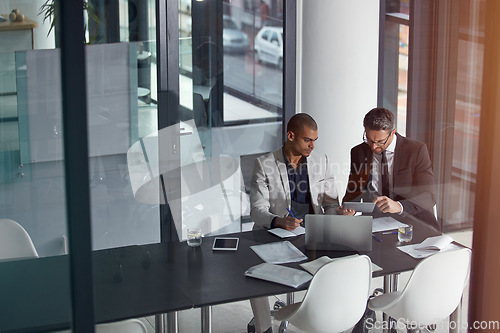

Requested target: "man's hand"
[
  {"left": 274, "top": 216, "right": 303, "bottom": 230},
  {"left": 373, "top": 196, "right": 402, "bottom": 214},
  {"left": 336, "top": 207, "right": 356, "bottom": 216}
]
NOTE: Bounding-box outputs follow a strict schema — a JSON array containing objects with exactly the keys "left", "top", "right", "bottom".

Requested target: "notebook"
[{"left": 305, "top": 214, "right": 373, "bottom": 252}]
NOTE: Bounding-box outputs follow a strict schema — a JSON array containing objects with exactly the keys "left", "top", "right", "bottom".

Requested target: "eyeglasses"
[{"left": 363, "top": 131, "right": 392, "bottom": 147}]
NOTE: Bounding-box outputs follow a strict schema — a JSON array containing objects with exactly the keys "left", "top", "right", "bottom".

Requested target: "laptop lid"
[{"left": 305, "top": 214, "right": 373, "bottom": 252}]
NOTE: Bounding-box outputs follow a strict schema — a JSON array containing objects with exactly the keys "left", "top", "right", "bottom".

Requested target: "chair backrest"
[
  {"left": 0, "top": 219, "right": 39, "bottom": 261},
  {"left": 287, "top": 255, "right": 372, "bottom": 333},
  {"left": 389, "top": 247, "right": 471, "bottom": 326}
]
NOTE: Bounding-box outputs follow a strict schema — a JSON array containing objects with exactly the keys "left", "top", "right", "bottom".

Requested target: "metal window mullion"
[
  {"left": 156, "top": 0, "right": 181, "bottom": 242},
  {"left": 283, "top": 0, "right": 297, "bottom": 141},
  {"left": 58, "top": 0, "right": 95, "bottom": 331}
]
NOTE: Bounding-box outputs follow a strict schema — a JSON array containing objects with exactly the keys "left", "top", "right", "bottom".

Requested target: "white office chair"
[
  {"left": 368, "top": 247, "right": 471, "bottom": 331},
  {"left": 0, "top": 218, "right": 39, "bottom": 261},
  {"left": 56, "top": 318, "right": 148, "bottom": 333},
  {"left": 274, "top": 255, "right": 372, "bottom": 333}
]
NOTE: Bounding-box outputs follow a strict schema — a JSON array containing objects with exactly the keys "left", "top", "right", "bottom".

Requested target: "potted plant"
[{"left": 38, "top": 0, "right": 100, "bottom": 43}]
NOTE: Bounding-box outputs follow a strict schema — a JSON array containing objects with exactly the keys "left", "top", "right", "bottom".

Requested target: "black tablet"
[
  {"left": 212, "top": 237, "right": 239, "bottom": 251},
  {"left": 343, "top": 202, "right": 376, "bottom": 213}
]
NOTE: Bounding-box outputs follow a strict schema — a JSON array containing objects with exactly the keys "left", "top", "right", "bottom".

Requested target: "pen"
[
  {"left": 372, "top": 234, "right": 382, "bottom": 242},
  {"left": 286, "top": 208, "right": 296, "bottom": 218},
  {"left": 383, "top": 231, "right": 398, "bottom": 235}
]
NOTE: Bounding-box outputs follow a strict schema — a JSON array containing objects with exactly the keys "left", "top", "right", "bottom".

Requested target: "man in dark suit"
[{"left": 343, "top": 107, "right": 438, "bottom": 230}]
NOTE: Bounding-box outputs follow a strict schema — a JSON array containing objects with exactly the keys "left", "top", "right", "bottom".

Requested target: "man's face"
[
  {"left": 287, "top": 125, "right": 318, "bottom": 157},
  {"left": 364, "top": 128, "right": 395, "bottom": 154}
]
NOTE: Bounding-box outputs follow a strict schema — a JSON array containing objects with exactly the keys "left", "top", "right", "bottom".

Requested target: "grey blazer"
[{"left": 250, "top": 148, "right": 340, "bottom": 228}]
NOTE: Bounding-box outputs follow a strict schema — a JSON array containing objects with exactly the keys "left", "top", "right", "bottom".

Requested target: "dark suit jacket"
[{"left": 343, "top": 133, "right": 438, "bottom": 229}]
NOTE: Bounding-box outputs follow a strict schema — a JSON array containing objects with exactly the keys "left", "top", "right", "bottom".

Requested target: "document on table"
[
  {"left": 245, "top": 263, "right": 312, "bottom": 288},
  {"left": 268, "top": 226, "right": 305, "bottom": 238},
  {"left": 372, "top": 216, "right": 408, "bottom": 233},
  {"left": 250, "top": 241, "right": 308, "bottom": 264},
  {"left": 300, "top": 255, "right": 383, "bottom": 275},
  {"left": 397, "top": 235, "right": 460, "bottom": 259},
  {"left": 415, "top": 235, "right": 453, "bottom": 251}
]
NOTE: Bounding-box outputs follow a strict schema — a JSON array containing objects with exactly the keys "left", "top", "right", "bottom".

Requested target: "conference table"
[{"left": 0, "top": 218, "right": 459, "bottom": 333}]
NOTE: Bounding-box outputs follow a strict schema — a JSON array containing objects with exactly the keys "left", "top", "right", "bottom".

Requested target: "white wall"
[
  {"left": 297, "top": 0, "right": 380, "bottom": 199},
  {"left": 0, "top": 0, "right": 55, "bottom": 49}
]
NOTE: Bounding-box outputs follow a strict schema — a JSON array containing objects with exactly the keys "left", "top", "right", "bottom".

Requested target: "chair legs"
[
  {"left": 272, "top": 297, "right": 288, "bottom": 333},
  {"left": 278, "top": 320, "right": 288, "bottom": 333},
  {"left": 248, "top": 297, "right": 288, "bottom": 333}
]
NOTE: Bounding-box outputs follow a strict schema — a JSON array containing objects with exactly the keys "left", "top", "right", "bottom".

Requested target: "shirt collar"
[
  {"left": 282, "top": 146, "right": 307, "bottom": 167},
  {"left": 384, "top": 132, "right": 397, "bottom": 154}
]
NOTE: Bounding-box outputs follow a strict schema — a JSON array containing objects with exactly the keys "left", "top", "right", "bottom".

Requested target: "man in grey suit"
[
  {"left": 248, "top": 113, "right": 349, "bottom": 333},
  {"left": 250, "top": 113, "right": 344, "bottom": 229}
]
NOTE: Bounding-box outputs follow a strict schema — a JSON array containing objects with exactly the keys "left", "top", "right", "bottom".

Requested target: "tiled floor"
[{"left": 139, "top": 230, "right": 473, "bottom": 333}]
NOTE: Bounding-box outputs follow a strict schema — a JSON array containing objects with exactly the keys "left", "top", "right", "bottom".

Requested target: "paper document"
[
  {"left": 398, "top": 235, "right": 461, "bottom": 259},
  {"left": 250, "top": 241, "right": 308, "bottom": 264},
  {"left": 268, "top": 226, "right": 305, "bottom": 238},
  {"left": 300, "top": 255, "right": 382, "bottom": 275},
  {"left": 372, "top": 217, "right": 408, "bottom": 233},
  {"left": 245, "top": 263, "right": 312, "bottom": 288},
  {"left": 415, "top": 235, "right": 453, "bottom": 251}
]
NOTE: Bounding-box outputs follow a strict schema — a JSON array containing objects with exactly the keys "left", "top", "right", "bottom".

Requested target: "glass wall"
[
  {"left": 85, "top": 0, "right": 161, "bottom": 249},
  {"left": 442, "top": 0, "right": 484, "bottom": 230},
  {"left": 176, "top": 0, "right": 283, "bottom": 240},
  {"left": 384, "top": 0, "right": 410, "bottom": 135},
  {"left": 383, "top": 0, "right": 484, "bottom": 232},
  {"left": 0, "top": 1, "right": 73, "bottom": 331}
]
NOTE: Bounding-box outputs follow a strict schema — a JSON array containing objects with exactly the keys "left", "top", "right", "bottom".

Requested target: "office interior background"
[{"left": 0, "top": 0, "right": 499, "bottom": 331}]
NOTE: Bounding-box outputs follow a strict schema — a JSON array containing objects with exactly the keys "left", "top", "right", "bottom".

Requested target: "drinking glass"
[
  {"left": 398, "top": 225, "right": 413, "bottom": 243},
  {"left": 187, "top": 227, "right": 202, "bottom": 247}
]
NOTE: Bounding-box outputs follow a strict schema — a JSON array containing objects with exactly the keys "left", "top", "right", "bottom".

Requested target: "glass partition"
[
  {"left": 0, "top": 1, "right": 72, "bottom": 331},
  {"left": 177, "top": 0, "right": 283, "bottom": 240}
]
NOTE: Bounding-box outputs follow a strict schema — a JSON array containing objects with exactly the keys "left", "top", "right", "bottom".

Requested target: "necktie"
[{"left": 381, "top": 150, "right": 390, "bottom": 197}]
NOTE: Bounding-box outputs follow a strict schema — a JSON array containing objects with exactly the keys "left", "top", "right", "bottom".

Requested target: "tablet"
[
  {"left": 343, "top": 202, "right": 376, "bottom": 213},
  {"left": 212, "top": 237, "right": 239, "bottom": 251}
]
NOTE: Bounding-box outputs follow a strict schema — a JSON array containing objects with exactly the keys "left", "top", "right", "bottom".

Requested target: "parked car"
[
  {"left": 254, "top": 26, "right": 283, "bottom": 70},
  {"left": 223, "top": 15, "right": 250, "bottom": 53}
]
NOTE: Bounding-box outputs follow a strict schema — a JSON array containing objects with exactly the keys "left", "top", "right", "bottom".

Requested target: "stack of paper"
[
  {"left": 372, "top": 217, "right": 409, "bottom": 233},
  {"left": 397, "top": 235, "right": 461, "bottom": 259},
  {"left": 415, "top": 235, "right": 453, "bottom": 251},
  {"left": 250, "top": 241, "right": 308, "bottom": 264},
  {"left": 268, "top": 226, "right": 305, "bottom": 238},
  {"left": 245, "top": 263, "right": 312, "bottom": 288}
]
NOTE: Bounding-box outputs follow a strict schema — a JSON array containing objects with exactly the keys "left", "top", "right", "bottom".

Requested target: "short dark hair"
[
  {"left": 287, "top": 113, "right": 318, "bottom": 135},
  {"left": 363, "top": 107, "right": 395, "bottom": 131}
]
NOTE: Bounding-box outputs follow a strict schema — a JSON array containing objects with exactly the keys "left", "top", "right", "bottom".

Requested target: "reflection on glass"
[
  {"left": 178, "top": 0, "right": 283, "bottom": 240},
  {"left": 82, "top": 0, "right": 161, "bottom": 250},
  {"left": 444, "top": 0, "right": 483, "bottom": 230},
  {"left": 397, "top": 24, "right": 408, "bottom": 136},
  {"left": 223, "top": 2, "right": 283, "bottom": 123},
  {"left": 0, "top": 2, "right": 72, "bottom": 331}
]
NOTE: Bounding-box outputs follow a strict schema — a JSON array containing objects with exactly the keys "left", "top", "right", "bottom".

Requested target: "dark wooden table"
[{"left": 0, "top": 219, "right": 443, "bottom": 332}]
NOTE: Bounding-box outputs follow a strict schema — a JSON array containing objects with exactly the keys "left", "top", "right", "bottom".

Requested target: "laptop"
[{"left": 305, "top": 214, "right": 373, "bottom": 252}]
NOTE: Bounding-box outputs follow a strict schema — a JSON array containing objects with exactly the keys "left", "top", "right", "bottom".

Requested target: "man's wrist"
[
  {"left": 397, "top": 201, "right": 404, "bottom": 215},
  {"left": 271, "top": 216, "right": 278, "bottom": 228}
]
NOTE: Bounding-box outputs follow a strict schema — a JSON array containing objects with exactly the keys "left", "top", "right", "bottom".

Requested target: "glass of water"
[
  {"left": 398, "top": 224, "right": 413, "bottom": 243},
  {"left": 187, "top": 227, "right": 202, "bottom": 247}
]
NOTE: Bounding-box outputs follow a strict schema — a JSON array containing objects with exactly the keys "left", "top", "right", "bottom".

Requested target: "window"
[
  {"left": 178, "top": 0, "right": 287, "bottom": 239},
  {"left": 381, "top": 0, "right": 485, "bottom": 232}
]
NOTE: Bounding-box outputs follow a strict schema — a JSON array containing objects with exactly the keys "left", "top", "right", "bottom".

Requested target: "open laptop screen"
[{"left": 305, "top": 214, "right": 373, "bottom": 252}]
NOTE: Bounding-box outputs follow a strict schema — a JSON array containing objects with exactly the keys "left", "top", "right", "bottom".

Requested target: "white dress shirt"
[{"left": 370, "top": 134, "right": 404, "bottom": 213}]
